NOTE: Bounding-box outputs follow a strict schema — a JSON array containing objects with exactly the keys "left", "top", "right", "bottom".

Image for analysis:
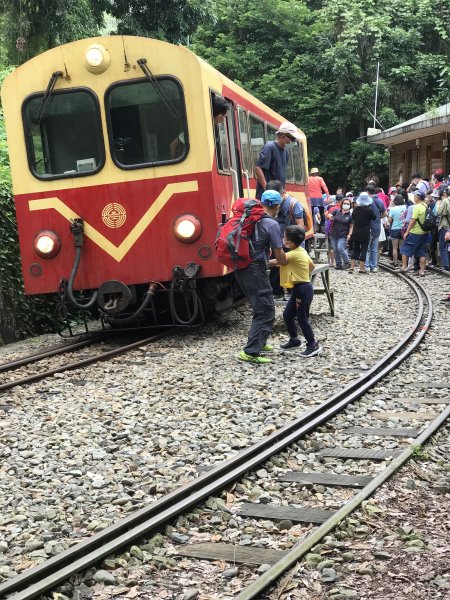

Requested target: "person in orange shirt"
[{"left": 308, "top": 167, "right": 329, "bottom": 232}]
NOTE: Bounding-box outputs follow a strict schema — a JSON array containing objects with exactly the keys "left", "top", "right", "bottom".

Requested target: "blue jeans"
[
  {"left": 234, "top": 262, "right": 275, "bottom": 355},
  {"left": 283, "top": 282, "right": 315, "bottom": 347},
  {"left": 365, "top": 234, "right": 380, "bottom": 269},
  {"left": 439, "top": 228, "right": 449, "bottom": 267},
  {"left": 330, "top": 236, "right": 349, "bottom": 266}
]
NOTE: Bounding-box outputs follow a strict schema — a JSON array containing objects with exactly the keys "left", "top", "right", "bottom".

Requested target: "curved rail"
[{"left": 0, "top": 269, "right": 433, "bottom": 600}]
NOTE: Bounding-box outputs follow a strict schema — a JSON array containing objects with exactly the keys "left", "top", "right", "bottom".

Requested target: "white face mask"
[{"left": 342, "top": 204, "right": 350, "bottom": 210}]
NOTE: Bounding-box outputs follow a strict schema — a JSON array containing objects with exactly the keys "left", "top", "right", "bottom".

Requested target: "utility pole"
[{"left": 373, "top": 61, "right": 380, "bottom": 130}]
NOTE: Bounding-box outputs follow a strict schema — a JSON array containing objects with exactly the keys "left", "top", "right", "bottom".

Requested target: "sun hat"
[
  {"left": 356, "top": 192, "right": 372, "bottom": 206},
  {"left": 434, "top": 168, "right": 444, "bottom": 176},
  {"left": 388, "top": 186, "right": 397, "bottom": 194},
  {"left": 276, "top": 122, "right": 301, "bottom": 141},
  {"left": 261, "top": 190, "right": 282, "bottom": 206},
  {"left": 345, "top": 191, "right": 353, "bottom": 197},
  {"left": 413, "top": 190, "right": 425, "bottom": 200},
  {"left": 310, "top": 167, "right": 320, "bottom": 174}
]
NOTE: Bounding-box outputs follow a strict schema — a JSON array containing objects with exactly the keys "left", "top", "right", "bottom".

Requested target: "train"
[{"left": 1, "top": 35, "right": 311, "bottom": 329}]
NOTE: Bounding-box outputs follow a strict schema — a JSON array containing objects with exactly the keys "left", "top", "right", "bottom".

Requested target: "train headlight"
[
  {"left": 174, "top": 215, "right": 202, "bottom": 243},
  {"left": 34, "top": 230, "right": 61, "bottom": 259},
  {"left": 84, "top": 44, "right": 110, "bottom": 73}
]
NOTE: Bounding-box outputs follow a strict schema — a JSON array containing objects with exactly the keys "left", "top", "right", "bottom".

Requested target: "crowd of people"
[
  {"left": 318, "top": 170, "right": 450, "bottom": 279},
  {"left": 234, "top": 118, "right": 450, "bottom": 364}
]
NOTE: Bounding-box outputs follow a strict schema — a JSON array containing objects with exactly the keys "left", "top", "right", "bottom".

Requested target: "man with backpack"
[
  {"left": 234, "top": 190, "right": 287, "bottom": 364},
  {"left": 400, "top": 190, "right": 430, "bottom": 276}
]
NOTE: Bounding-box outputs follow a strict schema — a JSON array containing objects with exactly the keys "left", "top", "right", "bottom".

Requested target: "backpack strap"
[{"left": 289, "top": 197, "right": 297, "bottom": 224}]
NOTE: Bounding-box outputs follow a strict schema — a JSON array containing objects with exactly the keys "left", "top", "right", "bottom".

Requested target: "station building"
[{"left": 368, "top": 102, "right": 450, "bottom": 183}]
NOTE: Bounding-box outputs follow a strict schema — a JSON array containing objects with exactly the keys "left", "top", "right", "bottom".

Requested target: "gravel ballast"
[{"left": 0, "top": 268, "right": 448, "bottom": 599}]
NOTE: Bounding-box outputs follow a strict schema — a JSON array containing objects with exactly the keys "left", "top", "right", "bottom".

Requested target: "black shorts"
[{"left": 389, "top": 229, "right": 402, "bottom": 240}]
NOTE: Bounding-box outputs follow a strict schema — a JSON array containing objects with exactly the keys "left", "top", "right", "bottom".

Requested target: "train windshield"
[
  {"left": 23, "top": 89, "right": 104, "bottom": 179},
  {"left": 106, "top": 77, "right": 188, "bottom": 168}
]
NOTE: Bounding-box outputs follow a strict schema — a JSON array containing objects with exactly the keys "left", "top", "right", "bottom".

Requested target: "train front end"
[{"left": 1, "top": 37, "right": 231, "bottom": 329}]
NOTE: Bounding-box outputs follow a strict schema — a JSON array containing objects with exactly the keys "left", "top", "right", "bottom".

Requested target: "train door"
[
  {"left": 224, "top": 99, "right": 244, "bottom": 199},
  {"left": 211, "top": 92, "right": 243, "bottom": 201}
]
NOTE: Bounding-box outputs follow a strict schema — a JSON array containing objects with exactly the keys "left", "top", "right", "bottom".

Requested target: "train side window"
[
  {"left": 266, "top": 124, "right": 277, "bottom": 142},
  {"left": 215, "top": 118, "right": 231, "bottom": 173},
  {"left": 23, "top": 89, "right": 104, "bottom": 179},
  {"left": 237, "top": 107, "right": 251, "bottom": 173},
  {"left": 285, "top": 146, "right": 295, "bottom": 184},
  {"left": 106, "top": 77, "right": 188, "bottom": 168},
  {"left": 291, "top": 141, "right": 305, "bottom": 184},
  {"left": 249, "top": 115, "right": 265, "bottom": 174}
]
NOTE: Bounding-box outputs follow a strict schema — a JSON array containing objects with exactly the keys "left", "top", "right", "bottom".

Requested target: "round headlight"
[
  {"left": 174, "top": 215, "right": 202, "bottom": 243},
  {"left": 34, "top": 230, "right": 61, "bottom": 259},
  {"left": 84, "top": 44, "right": 110, "bottom": 73},
  {"left": 86, "top": 47, "right": 104, "bottom": 67}
]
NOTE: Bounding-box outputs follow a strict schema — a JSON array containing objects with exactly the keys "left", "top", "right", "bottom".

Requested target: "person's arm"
[
  {"left": 403, "top": 217, "right": 416, "bottom": 238},
  {"left": 254, "top": 166, "right": 267, "bottom": 192},
  {"left": 308, "top": 258, "right": 315, "bottom": 273},
  {"left": 388, "top": 215, "right": 393, "bottom": 226},
  {"left": 273, "top": 247, "right": 288, "bottom": 265},
  {"left": 295, "top": 217, "right": 305, "bottom": 228},
  {"left": 320, "top": 178, "right": 329, "bottom": 195}
]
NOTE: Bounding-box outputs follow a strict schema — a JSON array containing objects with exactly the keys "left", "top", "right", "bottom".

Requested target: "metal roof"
[{"left": 368, "top": 102, "right": 450, "bottom": 145}]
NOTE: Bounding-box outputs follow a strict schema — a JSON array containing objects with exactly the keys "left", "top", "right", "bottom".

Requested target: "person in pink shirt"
[{"left": 308, "top": 167, "right": 329, "bottom": 232}]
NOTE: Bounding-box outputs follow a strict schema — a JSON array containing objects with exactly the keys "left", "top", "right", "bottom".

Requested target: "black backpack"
[{"left": 418, "top": 205, "right": 436, "bottom": 232}]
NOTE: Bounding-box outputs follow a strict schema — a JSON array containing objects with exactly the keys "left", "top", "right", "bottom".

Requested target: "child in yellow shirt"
[{"left": 270, "top": 225, "right": 321, "bottom": 357}]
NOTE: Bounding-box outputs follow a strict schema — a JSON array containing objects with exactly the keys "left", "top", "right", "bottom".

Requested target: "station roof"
[{"left": 368, "top": 102, "right": 450, "bottom": 145}]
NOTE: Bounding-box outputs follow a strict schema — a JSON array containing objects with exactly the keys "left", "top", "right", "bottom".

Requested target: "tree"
[
  {"left": 0, "top": 0, "right": 108, "bottom": 64},
  {"left": 194, "top": 0, "right": 450, "bottom": 190},
  {"left": 108, "top": 0, "right": 213, "bottom": 43}
]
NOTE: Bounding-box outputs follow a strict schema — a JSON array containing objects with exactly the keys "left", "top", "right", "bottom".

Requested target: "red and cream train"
[{"left": 1, "top": 36, "right": 311, "bottom": 327}]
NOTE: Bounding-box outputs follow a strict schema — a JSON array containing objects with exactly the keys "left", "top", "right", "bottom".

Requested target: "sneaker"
[
  {"left": 280, "top": 338, "right": 301, "bottom": 350},
  {"left": 348, "top": 268, "right": 354, "bottom": 274},
  {"left": 342, "top": 263, "right": 351, "bottom": 270},
  {"left": 301, "top": 344, "right": 322, "bottom": 358},
  {"left": 371, "top": 268, "right": 378, "bottom": 273},
  {"left": 335, "top": 265, "right": 342, "bottom": 270},
  {"left": 238, "top": 351, "right": 271, "bottom": 364},
  {"left": 273, "top": 294, "right": 284, "bottom": 300},
  {"left": 441, "top": 297, "right": 450, "bottom": 303},
  {"left": 261, "top": 344, "right": 274, "bottom": 353}
]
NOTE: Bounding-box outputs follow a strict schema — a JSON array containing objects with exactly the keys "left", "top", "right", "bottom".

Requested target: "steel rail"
[
  {"left": 0, "top": 270, "right": 431, "bottom": 600},
  {"left": 426, "top": 264, "right": 450, "bottom": 278},
  {"left": 0, "top": 333, "right": 109, "bottom": 374},
  {"left": 0, "top": 330, "right": 172, "bottom": 393},
  {"left": 237, "top": 401, "right": 449, "bottom": 599}
]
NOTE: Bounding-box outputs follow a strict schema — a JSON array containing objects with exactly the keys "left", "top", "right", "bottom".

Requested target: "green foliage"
[
  {"left": 0, "top": 0, "right": 107, "bottom": 64},
  {"left": 108, "top": 0, "right": 214, "bottom": 43},
  {"left": 194, "top": 0, "right": 450, "bottom": 190}
]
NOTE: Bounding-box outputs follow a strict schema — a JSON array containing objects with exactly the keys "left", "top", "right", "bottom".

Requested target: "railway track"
[
  {"left": 2, "top": 266, "right": 449, "bottom": 599},
  {"left": 0, "top": 330, "right": 172, "bottom": 396}
]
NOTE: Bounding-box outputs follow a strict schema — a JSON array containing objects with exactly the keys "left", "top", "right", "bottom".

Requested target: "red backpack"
[{"left": 215, "top": 198, "right": 266, "bottom": 270}]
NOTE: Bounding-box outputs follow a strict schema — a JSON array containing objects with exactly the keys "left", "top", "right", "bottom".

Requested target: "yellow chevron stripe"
[{"left": 28, "top": 181, "right": 199, "bottom": 262}]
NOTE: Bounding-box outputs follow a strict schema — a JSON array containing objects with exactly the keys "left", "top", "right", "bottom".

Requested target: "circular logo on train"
[{"left": 102, "top": 203, "right": 127, "bottom": 228}]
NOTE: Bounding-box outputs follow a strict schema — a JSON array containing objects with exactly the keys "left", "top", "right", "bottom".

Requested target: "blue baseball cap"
[{"left": 261, "top": 190, "right": 282, "bottom": 206}]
